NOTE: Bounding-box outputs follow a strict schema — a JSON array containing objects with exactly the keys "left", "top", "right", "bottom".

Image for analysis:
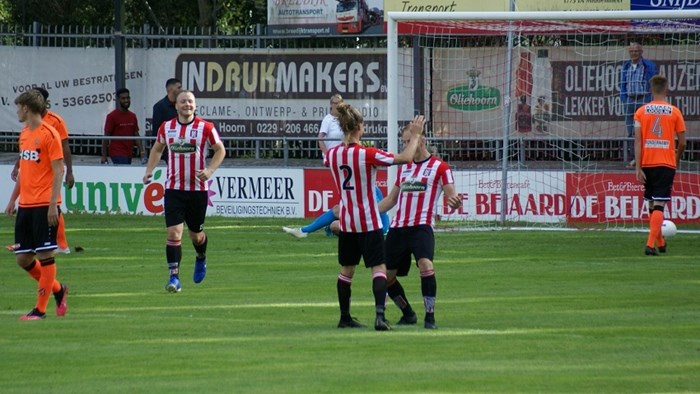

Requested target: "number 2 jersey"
[
  {"left": 634, "top": 101, "right": 686, "bottom": 169},
  {"left": 324, "top": 143, "right": 394, "bottom": 233},
  {"left": 391, "top": 155, "right": 455, "bottom": 228},
  {"left": 156, "top": 116, "right": 221, "bottom": 191}
]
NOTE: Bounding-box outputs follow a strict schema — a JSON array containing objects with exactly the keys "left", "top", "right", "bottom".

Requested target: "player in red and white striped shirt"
[
  {"left": 324, "top": 102, "right": 425, "bottom": 331},
  {"left": 379, "top": 126, "right": 462, "bottom": 329},
  {"left": 143, "top": 90, "right": 226, "bottom": 293}
]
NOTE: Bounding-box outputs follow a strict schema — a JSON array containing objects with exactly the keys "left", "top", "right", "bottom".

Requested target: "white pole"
[{"left": 387, "top": 13, "right": 399, "bottom": 196}]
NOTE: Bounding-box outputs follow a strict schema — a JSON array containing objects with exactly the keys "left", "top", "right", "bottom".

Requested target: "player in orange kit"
[
  {"left": 5, "top": 90, "right": 68, "bottom": 320},
  {"left": 634, "top": 75, "right": 686, "bottom": 256}
]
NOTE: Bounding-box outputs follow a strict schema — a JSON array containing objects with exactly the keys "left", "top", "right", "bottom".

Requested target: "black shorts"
[
  {"left": 14, "top": 206, "right": 60, "bottom": 254},
  {"left": 337, "top": 230, "right": 386, "bottom": 268},
  {"left": 164, "top": 189, "right": 208, "bottom": 232},
  {"left": 385, "top": 225, "right": 435, "bottom": 277},
  {"left": 643, "top": 166, "right": 676, "bottom": 202}
]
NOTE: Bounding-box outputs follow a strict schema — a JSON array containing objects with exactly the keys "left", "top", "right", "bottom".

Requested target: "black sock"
[
  {"left": 387, "top": 279, "right": 414, "bottom": 316},
  {"left": 53, "top": 284, "right": 65, "bottom": 303},
  {"left": 193, "top": 233, "right": 207, "bottom": 259},
  {"left": 166, "top": 240, "right": 182, "bottom": 277},
  {"left": 337, "top": 275, "right": 352, "bottom": 319},
  {"left": 372, "top": 274, "right": 387, "bottom": 317},
  {"left": 421, "top": 270, "right": 437, "bottom": 321}
]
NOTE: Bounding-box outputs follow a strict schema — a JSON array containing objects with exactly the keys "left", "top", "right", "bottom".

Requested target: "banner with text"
[
  {"left": 0, "top": 47, "right": 148, "bottom": 135},
  {"left": 566, "top": 173, "right": 700, "bottom": 224},
  {"left": 0, "top": 48, "right": 415, "bottom": 138},
  {"left": 445, "top": 171, "right": 568, "bottom": 223},
  {"left": 432, "top": 46, "right": 700, "bottom": 138},
  {"left": 174, "top": 50, "right": 403, "bottom": 138},
  {"left": 0, "top": 165, "right": 306, "bottom": 218},
  {"left": 268, "top": 0, "right": 385, "bottom": 36}
]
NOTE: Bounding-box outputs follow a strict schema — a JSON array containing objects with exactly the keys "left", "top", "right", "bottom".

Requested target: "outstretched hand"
[{"left": 409, "top": 115, "right": 425, "bottom": 136}]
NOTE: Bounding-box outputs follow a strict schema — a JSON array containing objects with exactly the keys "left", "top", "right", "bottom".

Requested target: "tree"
[{"left": 0, "top": 0, "right": 267, "bottom": 30}]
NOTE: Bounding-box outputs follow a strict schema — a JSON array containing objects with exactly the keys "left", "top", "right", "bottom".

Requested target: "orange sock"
[
  {"left": 26, "top": 259, "right": 62, "bottom": 293},
  {"left": 36, "top": 258, "right": 57, "bottom": 314},
  {"left": 646, "top": 210, "right": 663, "bottom": 248},
  {"left": 26, "top": 260, "right": 42, "bottom": 281},
  {"left": 57, "top": 214, "right": 69, "bottom": 250},
  {"left": 656, "top": 232, "right": 666, "bottom": 248}
]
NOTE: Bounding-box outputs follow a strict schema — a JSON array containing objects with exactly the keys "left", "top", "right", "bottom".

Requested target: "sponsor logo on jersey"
[
  {"left": 644, "top": 139, "right": 670, "bottom": 149},
  {"left": 170, "top": 140, "right": 197, "bottom": 154},
  {"left": 644, "top": 104, "right": 673, "bottom": 115},
  {"left": 19, "top": 149, "right": 40, "bottom": 162},
  {"left": 400, "top": 179, "right": 427, "bottom": 192}
]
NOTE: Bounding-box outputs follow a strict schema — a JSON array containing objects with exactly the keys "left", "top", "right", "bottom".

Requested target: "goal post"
[{"left": 387, "top": 10, "right": 700, "bottom": 230}]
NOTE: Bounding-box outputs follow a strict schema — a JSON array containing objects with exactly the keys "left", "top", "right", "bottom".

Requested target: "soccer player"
[
  {"left": 143, "top": 90, "right": 226, "bottom": 292},
  {"left": 7, "top": 90, "right": 69, "bottom": 320},
  {"left": 325, "top": 102, "right": 425, "bottom": 331},
  {"left": 634, "top": 75, "right": 686, "bottom": 256},
  {"left": 101, "top": 88, "right": 146, "bottom": 165},
  {"left": 378, "top": 126, "right": 462, "bottom": 329},
  {"left": 10, "top": 88, "right": 72, "bottom": 254},
  {"left": 283, "top": 94, "right": 389, "bottom": 238}
]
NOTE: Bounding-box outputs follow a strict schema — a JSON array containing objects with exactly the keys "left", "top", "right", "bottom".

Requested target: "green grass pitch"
[{"left": 0, "top": 214, "right": 698, "bottom": 393}]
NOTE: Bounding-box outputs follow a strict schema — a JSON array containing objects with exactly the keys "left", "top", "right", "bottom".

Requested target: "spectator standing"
[
  {"left": 101, "top": 88, "right": 146, "bottom": 165},
  {"left": 150, "top": 78, "right": 182, "bottom": 162},
  {"left": 620, "top": 42, "right": 656, "bottom": 167}
]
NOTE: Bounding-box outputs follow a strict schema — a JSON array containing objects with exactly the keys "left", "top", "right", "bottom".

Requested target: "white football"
[{"left": 661, "top": 220, "right": 677, "bottom": 238}]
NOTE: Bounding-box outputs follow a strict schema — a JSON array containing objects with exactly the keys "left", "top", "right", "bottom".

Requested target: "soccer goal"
[{"left": 386, "top": 10, "right": 700, "bottom": 230}]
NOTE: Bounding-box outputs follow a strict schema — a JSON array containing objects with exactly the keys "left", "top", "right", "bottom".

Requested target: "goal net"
[{"left": 387, "top": 10, "right": 700, "bottom": 230}]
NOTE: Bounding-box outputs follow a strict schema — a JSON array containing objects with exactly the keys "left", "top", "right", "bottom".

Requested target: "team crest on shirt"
[
  {"left": 400, "top": 178, "right": 427, "bottom": 193},
  {"left": 422, "top": 168, "right": 433, "bottom": 177},
  {"left": 169, "top": 139, "right": 196, "bottom": 154}
]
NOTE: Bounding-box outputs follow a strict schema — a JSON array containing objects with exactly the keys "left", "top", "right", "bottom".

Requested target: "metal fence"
[{"left": 1, "top": 23, "right": 697, "bottom": 170}]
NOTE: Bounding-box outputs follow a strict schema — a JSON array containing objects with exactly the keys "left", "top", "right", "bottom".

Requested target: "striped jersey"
[
  {"left": 324, "top": 143, "right": 394, "bottom": 232},
  {"left": 18, "top": 122, "right": 64, "bottom": 208},
  {"left": 156, "top": 116, "right": 221, "bottom": 191},
  {"left": 634, "top": 101, "right": 685, "bottom": 169},
  {"left": 391, "top": 155, "right": 454, "bottom": 228}
]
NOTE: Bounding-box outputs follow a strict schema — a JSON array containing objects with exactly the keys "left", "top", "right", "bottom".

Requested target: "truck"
[{"left": 336, "top": 0, "right": 370, "bottom": 34}]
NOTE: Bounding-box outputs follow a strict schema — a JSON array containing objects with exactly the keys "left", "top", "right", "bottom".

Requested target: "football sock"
[
  {"left": 420, "top": 269, "right": 437, "bottom": 317},
  {"left": 57, "top": 213, "right": 69, "bottom": 250},
  {"left": 372, "top": 271, "right": 388, "bottom": 317},
  {"left": 193, "top": 233, "right": 207, "bottom": 259},
  {"left": 337, "top": 274, "right": 352, "bottom": 319},
  {"left": 24, "top": 260, "right": 61, "bottom": 293},
  {"left": 651, "top": 209, "right": 666, "bottom": 247},
  {"left": 166, "top": 239, "right": 182, "bottom": 277},
  {"left": 24, "top": 260, "right": 42, "bottom": 281},
  {"left": 387, "top": 279, "right": 414, "bottom": 316},
  {"left": 302, "top": 209, "right": 337, "bottom": 233},
  {"left": 37, "top": 257, "right": 57, "bottom": 314},
  {"left": 647, "top": 209, "right": 663, "bottom": 248}
]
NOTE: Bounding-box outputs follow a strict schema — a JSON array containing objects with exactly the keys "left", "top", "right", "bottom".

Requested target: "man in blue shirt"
[{"left": 620, "top": 43, "right": 656, "bottom": 167}]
